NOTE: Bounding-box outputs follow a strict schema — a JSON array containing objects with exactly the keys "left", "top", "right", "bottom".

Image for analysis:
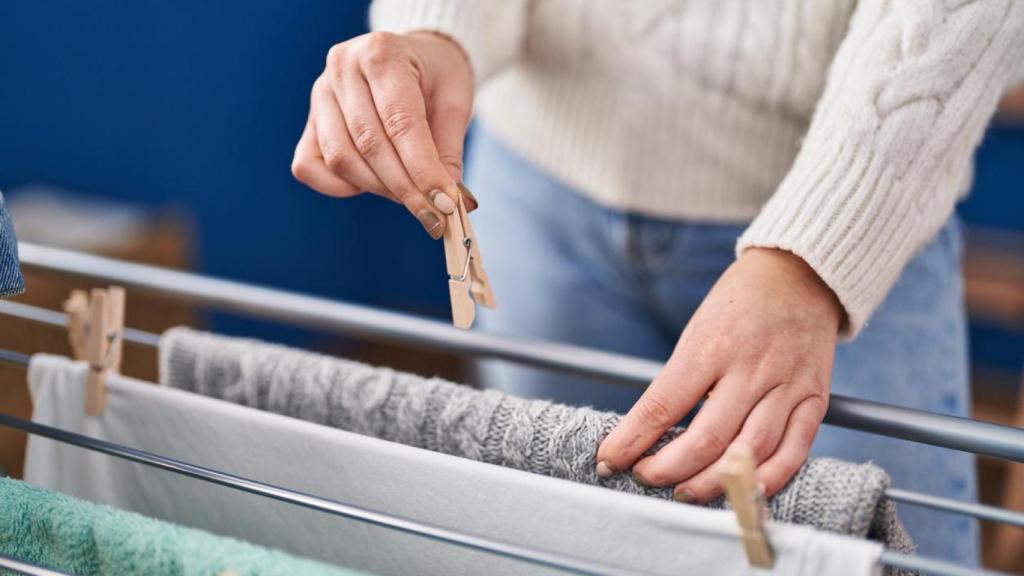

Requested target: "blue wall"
[
  {"left": 962, "top": 126, "right": 1024, "bottom": 229},
  {"left": 960, "top": 126, "right": 1024, "bottom": 371},
  {"left": 0, "top": 2, "right": 449, "bottom": 336}
]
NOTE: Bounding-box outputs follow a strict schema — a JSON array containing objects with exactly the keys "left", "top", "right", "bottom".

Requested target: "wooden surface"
[
  {"left": 987, "top": 374, "right": 1024, "bottom": 571},
  {"left": 998, "top": 85, "right": 1024, "bottom": 119},
  {"left": 963, "top": 227, "right": 1024, "bottom": 572},
  {"left": 963, "top": 228, "right": 1024, "bottom": 329},
  {"left": 0, "top": 362, "right": 31, "bottom": 478}
]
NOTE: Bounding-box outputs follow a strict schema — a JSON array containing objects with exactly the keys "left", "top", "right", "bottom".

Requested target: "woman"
[{"left": 291, "top": 0, "right": 1024, "bottom": 563}]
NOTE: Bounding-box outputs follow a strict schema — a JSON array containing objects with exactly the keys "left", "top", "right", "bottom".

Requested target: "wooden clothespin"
[
  {"left": 442, "top": 183, "right": 495, "bottom": 329},
  {"left": 720, "top": 444, "right": 775, "bottom": 569},
  {"left": 63, "top": 286, "right": 125, "bottom": 415},
  {"left": 63, "top": 289, "right": 90, "bottom": 361}
]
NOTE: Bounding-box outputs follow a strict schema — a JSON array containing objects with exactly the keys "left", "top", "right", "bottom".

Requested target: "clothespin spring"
[
  {"left": 449, "top": 238, "right": 473, "bottom": 283},
  {"left": 442, "top": 184, "right": 495, "bottom": 328}
]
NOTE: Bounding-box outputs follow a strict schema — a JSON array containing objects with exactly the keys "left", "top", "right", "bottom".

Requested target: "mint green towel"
[{"left": 0, "top": 478, "right": 364, "bottom": 576}]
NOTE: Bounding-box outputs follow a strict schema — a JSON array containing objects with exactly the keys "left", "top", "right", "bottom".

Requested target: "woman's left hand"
[{"left": 596, "top": 248, "right": 843, "bottom": 502}]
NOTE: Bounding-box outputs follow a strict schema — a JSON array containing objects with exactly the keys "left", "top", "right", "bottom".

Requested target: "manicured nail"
[
  {"left": 673, "top": 489, "right": 696, "bottom": 504},
  {"left": 430, "top": 189, "right": 456, "bottom": 214},
  {"left": 596, "top": 461, "right": 615, "bottom": 478},
  {"left": 416, "top": 209, "right": 443, "bottom": 240},
  {"left": 631, "top": 470, "right": 647, "bottom": 487},
  {"left": 457, "top": 182, "right": 479, "bottom": 212}
]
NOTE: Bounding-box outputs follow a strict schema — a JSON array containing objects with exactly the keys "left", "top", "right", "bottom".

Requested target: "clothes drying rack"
[{"left": 0, "top": 242, "right": 1019, "bottom": 576}]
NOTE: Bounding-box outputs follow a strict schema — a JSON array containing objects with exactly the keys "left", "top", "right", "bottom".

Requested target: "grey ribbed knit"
[{"left": 159, "top": 327, "right": 914, "bottom": 561}]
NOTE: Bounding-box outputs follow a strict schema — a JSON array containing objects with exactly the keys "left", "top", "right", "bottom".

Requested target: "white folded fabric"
[{"left": 23, "top": 354, "right": 883, "bottom": 576}]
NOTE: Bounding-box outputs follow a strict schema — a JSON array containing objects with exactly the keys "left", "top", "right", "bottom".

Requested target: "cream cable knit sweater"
[{"left": 370, "top": 0, "right": 1024, "bottom": 335}]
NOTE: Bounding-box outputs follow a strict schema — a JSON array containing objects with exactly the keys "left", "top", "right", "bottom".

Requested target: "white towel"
[{"left": 23, "top": 354, "right": 884, "bottom": 576}]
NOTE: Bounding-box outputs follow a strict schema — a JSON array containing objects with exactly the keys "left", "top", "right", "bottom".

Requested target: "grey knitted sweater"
[{"left": 160, "top": 327, "right": 914, "bottom": 560}]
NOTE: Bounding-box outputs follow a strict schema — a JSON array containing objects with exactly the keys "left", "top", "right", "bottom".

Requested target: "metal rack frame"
[
  {"left": 0, "top": 242, "right": 1021, "bottom": 575},
  {"left": 15, "top": 242, "right": 1024, "bottom": 463},
  {"left": 3, "top": 297, "right": 1023, "bottom": 531}
]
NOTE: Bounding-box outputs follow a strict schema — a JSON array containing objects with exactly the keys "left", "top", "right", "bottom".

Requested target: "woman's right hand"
[{"left": 291, "top": 31, "right": 476, "bottom": 239}]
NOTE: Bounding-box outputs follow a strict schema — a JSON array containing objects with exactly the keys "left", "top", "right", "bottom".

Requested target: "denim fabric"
[
  {"left": 465, "top": 126, "right": 978, "bottom": 565},
  {"left": 0, "top": 192, "right": 25, "bottom": 298}
]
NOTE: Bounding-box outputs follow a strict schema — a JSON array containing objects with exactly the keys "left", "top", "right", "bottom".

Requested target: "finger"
[
  {"left": 754, "top": 395, "right": 826, "bottom": 497},
  {"left": 632, "top": 373, "right": 761, "bottom": 487},
  {"left": 432, "top": 109, "right": 476, "bottom": 212},
  {"left": 291, "top": 119, "right": 360, "bottom": 198},
  {"left": 426, "top": 83, "right": 472, "bottom": 189},
  {"left": 670, "top": 387, "right": 795, "bottom": 503},
  {"left": 312, "top": 77, "right": 391, "bottom": 198},
  {"left": 330, "top": 63, "right": 446, "bottom": 239},
  {"left": 458, "top": 183, "right": 479, "bottom": 212},
  {"left": 362, "top": 50, "right": 462, "bottom": 214},
  {"left": 596, "top": 346, "right": 718, "bottom": 478}
]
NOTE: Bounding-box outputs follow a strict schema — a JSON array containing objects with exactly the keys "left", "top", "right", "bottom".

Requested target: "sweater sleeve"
[
  {"left": 736, "top": 0, "right": 1024, "bottom": 338},
  {"left": 369, "top": 0, "right": 530, "bottom": 84}
]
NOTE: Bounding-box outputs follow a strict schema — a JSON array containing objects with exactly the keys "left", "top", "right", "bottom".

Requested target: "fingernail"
[
  {"left": 673, "top": 489, "right": 696, "bottom": 504},
  {"left": 631, "top": 470, "right": 647, "bottom": 487},
  {"left": 430, "top": 189, "right": 456, "bottom": 214},
  {"left": 457, "top": 182, "right": 479, "bottom": 212},
  {"left": 416, "top": 210, "right": 443, "bottom": 240},
  {"left": 595, "top": 461, "right": 615, "bottom": 478}
]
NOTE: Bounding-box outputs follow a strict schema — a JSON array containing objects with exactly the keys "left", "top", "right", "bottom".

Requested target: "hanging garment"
[
  {"left": 0, "top": 477, "right": 359, "bottom": 576},
  {"left": 23, "top": 354, "right": 885, "bottom": 576},
  {"left": 0, "top": 192, "right": 25, "bottom": 298},
  {"left": 159, "top": 327, "right": 912, "bottom": 555}
]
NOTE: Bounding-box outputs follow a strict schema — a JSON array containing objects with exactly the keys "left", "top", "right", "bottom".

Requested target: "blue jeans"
[
  {"left": 0, "top": 192, "right": 25, "bottom": 299},
  {"left": 465, "top": 127, "right": 979, "bottom": 564}
]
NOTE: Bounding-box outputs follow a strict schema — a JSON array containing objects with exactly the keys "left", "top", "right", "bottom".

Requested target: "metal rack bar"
[
  {"left": 0, "top": 347, "right": 31, "bottom": 366},
  {"left": 16, "top": 242, "right": 1024, "bottom": 463},
  {"left": 0, "top": 300, "right": 158, "bottom": 347},
  {"left": 0, "top": 412, "right": 642, "bottom": 576},
  {"left": 886, "top": 489, "right": 1024, "bottom": 528},
  {"left": 2, "top": 306, "right": 1023, "bottom": 530},
  {"left": 0, "top": 554, "right": 73, "bottom": 576}
]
